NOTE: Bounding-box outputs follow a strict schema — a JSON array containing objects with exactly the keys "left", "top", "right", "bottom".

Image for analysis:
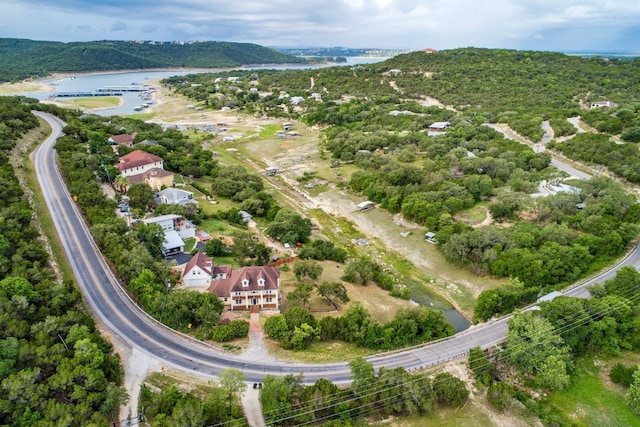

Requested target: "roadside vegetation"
[{"left": 0, "top": 97, "right": 126, "bottom": 426}]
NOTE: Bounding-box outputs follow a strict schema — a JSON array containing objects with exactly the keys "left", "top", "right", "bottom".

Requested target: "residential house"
[
  {"left": 156, "top": 187, "right": 196, "bottom": 206},
  {"left": 209, "top": 265, "right": 280, "bottom": 312},
  {"left": 108, "top": 132, "right": 137, "bottom": 147},
  {"left": 182, "top": 252, "right": 214, "bottom": 287},
  {"left": 141, "top": 214, "right": 195, "bottom": 256},
  {"left": 115, "top": 150, "right": 173, "bottom": 191}
]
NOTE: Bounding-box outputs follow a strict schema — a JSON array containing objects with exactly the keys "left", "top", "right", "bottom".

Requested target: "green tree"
[
  {"left": 432, "top": 372, "right": 469, "bottom": 407},
  {"left": 626, "top": 369, "right": 640, "bottom": 414},
  {"left": 293, "top": 259, "right": 323, "bottom": 281},
  {"left": 134, "top": 223, "right": 164, "bottom": 258},
  {"left": 506, "top": 311, "right": 572, "bottom": 390},
  {"left": 316, "top": 281, "right": 350, "bottom": 309},
  {"left": 205, "top": 238, "right": 227, "bottom": 257},
  {"left": 287, "top": 282, "right": 314, "bottom": 308},
  {"left": 342, "top": 256, "right": 380, "bottom": 285},
  {"left": 349, "top": 357, "right": 376, "bottom": 406},
  {"left": 264, "top": 314, "right": 289, "bottom": 340},
  {"left": 219, "top": 368, "right": 246, "bottom": 410},
  {"left": 468, "top": 346, "right": 496, "bottom": 387},
  {"left": 127, "top": 182, "right": 155, "bottom": 211},
  {"left": 265, "top": 209, "right": 312, "bottom": 244},
  {"left": 290, "top": 323, "right": 320, "bottom": 350}
]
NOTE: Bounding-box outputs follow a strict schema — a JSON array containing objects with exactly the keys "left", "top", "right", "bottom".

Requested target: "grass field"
[
  {"left": 542, "top": 357, "right": 640, "bottom": 427},
  {"left": 59, "top": 96, "right": 121, "bottom": 109}
]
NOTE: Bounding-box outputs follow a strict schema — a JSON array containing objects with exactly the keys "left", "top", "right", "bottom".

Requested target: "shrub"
[
  {"left": 487, "top": 381, "right": 514, "bottom": 411},
  {"left": 610, "top": 363, "right": 638, "bottom": 388},
  {"left": 211, "top": 319, "right": 250, "bottom": 342}
]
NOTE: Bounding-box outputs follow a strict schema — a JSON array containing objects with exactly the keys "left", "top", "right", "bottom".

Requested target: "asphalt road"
[{"left": 32, "top": 111, "right": 640, "bottom": 385}]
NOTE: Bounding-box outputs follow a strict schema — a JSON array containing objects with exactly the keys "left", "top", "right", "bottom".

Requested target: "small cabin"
[
  {"left": 425, "top": 232, "right": 437, "bottom": 243},
  {"left": 357, "top": 201, "right": 375, "bottom": 212}
]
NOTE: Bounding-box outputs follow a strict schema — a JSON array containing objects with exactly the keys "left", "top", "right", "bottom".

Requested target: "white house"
[
  {"left": 182, "top": 252, "right": 214, "bottom": 287},
  {"left": 156, "top": 188, "right": 196, "bottom": 206},
  {"left": 428, "top": 122, "right": 451, "bottom": 132},
  {"left": 116, "top": 150, "right": 164, "bottom": 177},
  {"left": 141, "top": 214, "right": 195, "bottom": 256}
]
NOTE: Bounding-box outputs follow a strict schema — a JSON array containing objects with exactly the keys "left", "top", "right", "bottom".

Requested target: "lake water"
[{"left": 16, "top": 56, "right": 390, "bottom": 116}]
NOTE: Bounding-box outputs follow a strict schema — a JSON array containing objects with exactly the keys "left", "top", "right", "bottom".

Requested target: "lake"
[{"left": 15, "top": 56, "right": 390, "bottom": 116}]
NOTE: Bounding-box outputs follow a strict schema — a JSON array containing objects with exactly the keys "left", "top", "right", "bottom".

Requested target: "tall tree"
[{"left": 506, "top": 311, "right": 572, "bottom": 390}]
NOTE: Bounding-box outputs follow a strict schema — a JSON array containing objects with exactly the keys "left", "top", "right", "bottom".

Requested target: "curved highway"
[{"left": 32, "top": 111, "right": 640, "bottom": 384}]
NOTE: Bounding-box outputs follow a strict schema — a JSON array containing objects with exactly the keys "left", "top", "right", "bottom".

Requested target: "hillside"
[{"left": 0, "top": 38, "right": 308, "bottom": 82}]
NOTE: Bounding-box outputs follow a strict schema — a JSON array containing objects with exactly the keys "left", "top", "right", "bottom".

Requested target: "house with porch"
[
  {"left": 156, "top": 187, "right": 196, "bottom": 206},
  {"left": 209, "top": 265, "right": 280, "bottom": 312},
  {"left": 181, "top": 252, "right": 280, "bottom": 310}
]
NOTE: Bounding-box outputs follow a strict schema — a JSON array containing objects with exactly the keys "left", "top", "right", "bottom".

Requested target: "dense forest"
[
  {"left": 0, "top": 38, "right": 307, "bottom": 82},
  {"left": 0, "top": 97, "right": 126, "bottom": 426}
]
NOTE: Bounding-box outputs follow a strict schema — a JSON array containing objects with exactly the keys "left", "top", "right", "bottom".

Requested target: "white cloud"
[{"left": 1, "top": 0, "right": 639, "bottom": 50}]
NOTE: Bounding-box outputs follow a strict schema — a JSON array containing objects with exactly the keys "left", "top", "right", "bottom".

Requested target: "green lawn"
[
  {"left": 59, "top": 96, "right": 121, "bottom": 109},
  {"left": 542, "top": 358, "right": 640, "bottom": 427}
]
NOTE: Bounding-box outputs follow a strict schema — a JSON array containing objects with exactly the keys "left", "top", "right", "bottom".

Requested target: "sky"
[{"left": 3, "top": 0, "right": 640, "bottom": 52}]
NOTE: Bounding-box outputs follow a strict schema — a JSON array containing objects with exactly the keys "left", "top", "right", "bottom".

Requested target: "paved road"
[
  {"left": 32, "top": 111, "right": 640, "bottom": 386},
  {"left": 483, "top": 122, "right": 592, "bottom": 180}
]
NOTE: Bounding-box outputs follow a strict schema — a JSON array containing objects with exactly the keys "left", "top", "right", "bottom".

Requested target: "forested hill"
[
  {"left": 383, "top": 48, "right": 640, "bottom": 110},
  {"left": 0, "top": 38, "right": 308, "bottom": 82}
]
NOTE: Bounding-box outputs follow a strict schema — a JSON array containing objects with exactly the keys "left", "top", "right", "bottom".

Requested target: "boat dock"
[
  {"left": 53, "top": 91, "right": 124, "bottom": 98},
  {"left": 97, "top": 85, "right": 149, "bottom": 93}
]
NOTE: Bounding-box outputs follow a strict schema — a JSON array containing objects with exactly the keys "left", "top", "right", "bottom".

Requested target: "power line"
[{"left": 208, "top": 283, "right": 640, "bottom": 426}]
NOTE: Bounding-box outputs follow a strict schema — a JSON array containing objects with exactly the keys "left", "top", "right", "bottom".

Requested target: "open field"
[
  {"left": 542, "top": 357, "right": 640, "bottom": 426},
  {"left": 58, "top": 96, "right": 122, "bottom": 110}
]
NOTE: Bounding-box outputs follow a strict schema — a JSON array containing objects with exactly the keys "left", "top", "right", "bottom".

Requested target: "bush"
[
  {"left": 487, "top": 381, "right": 514, "bottom": 411},
  {"left": 211, "top": 319, "right": 250, "bottom": 342},
  {"left": 190, "top": 181, "right": 211, "bottom": 197},
  {"left": 610, "top": 363, "right": 638, "bottom": 388}
]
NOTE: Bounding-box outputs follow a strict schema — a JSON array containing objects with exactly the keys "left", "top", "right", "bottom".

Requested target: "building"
[
  {"left": 182, "top": 251, "right": 214, "bottom": 287},
  {"left": 127, "top": 168, "right": 174, "bottom": 191},
  {"left": 115, "top": 150, "right": 174, "bottom": 191},
  {"left": 428, "top": 122, "right": 451, "bottom": 132},
  {"left": 116, "top": 150, "right": 164, "bottom": 177},
  {"left": 181, "top": 252, "right": 280, "bottom": 310},
  {"left": 209, "top": 265, "right": 280, "bottom": 312},
  {"left": 156, "top": 187, "right": 196, "bottom": 206},
  {"left": 141, "top": 214, "right": 195, "bottom": 256},
  {"left": 182, "top": 252, "right": 233, "bottom": 288},
  {"left": 590, "top": 100, "right": 618, "bottom": 109},
  {"left": 108, "top": 132, "right": 137, "bottom": 147}
]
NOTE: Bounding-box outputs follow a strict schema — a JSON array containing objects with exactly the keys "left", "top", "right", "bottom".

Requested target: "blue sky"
[{"left": 4, "top": 0, "right": 640, "bottom": 52}]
